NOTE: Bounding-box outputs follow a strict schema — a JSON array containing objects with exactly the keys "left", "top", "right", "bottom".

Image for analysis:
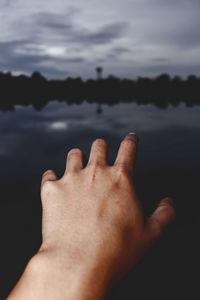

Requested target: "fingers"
[
  {"left": 144, "top": 197, "right": 176, "bottom": 245},
  {"left": 87, "top": 139, "right": 108, "bottom": 166},
  {"left": 41, "top": 169, "right": 58, "bottom": 187},
  {"left": 114, "top": 133, "right": 138, "bottom": 173},
  {"left": 65, "top": 148, "right": 84, "bottom": 173}
]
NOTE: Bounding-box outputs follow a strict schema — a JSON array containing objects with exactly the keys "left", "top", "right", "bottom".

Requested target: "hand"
[
  {"left": 7, "top": 133, "right": 176, "bottom": 300},
  {"left": 39, "top": 132, "right": 175, "bottom": 296}
]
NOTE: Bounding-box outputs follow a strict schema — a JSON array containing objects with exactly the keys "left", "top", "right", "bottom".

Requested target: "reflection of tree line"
[{"left": 0, "top": 71, "right": 200, "bottom": 111}]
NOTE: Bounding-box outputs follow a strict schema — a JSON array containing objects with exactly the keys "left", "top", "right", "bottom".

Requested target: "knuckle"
[
  {"left": 93, "top": 160, "right": 105, "bottom": 168},
  {"left": 114, "top": 166, "right": 131, "bottom": 182},
  {"left": 115, "top": 164, "right": 128, "bottom": 174},
  {"left": 86, "top": 163, "right": 105, "bottom": 183},
  {"left": 87, "top": 162, "right": 102, "bottom": 173},
  {"left": 87, "top": 157, "right": 107, "bottom": 171}
]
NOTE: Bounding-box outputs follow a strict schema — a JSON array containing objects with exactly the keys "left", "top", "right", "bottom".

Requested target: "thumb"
[
  {"left": 41, "top": 169, "right": 58, "bottom": 188},
  {"left": 144, "top": 197, "right": 176, "bottom": 246}
]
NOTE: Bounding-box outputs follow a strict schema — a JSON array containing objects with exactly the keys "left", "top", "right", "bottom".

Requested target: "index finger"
[{"left": 114, "top": 133, "right": 138, "bottom": 173}]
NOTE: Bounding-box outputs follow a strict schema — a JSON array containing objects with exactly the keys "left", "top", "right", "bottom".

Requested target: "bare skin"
[{"left": 7, "top": 133, "right": 176, "bottom": 300}]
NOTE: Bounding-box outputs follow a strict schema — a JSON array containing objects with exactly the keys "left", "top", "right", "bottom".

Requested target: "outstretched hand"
[{"left": 7, "top": 133, "right": 176, "bottom": 300}]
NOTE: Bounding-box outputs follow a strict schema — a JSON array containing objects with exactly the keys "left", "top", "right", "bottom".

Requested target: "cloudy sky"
[{"left": 0, "top": 0, "right": 200, "bottom": 79}]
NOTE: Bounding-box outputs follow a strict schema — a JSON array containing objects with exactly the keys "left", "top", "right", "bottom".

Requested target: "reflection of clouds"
[
  {"left": 1, "top": 101, "right": 200, "bottom": 147},
  {"left": 0, "top": 101, "right": 200, "bottom": 183},
  {"left": 12, "top": 101, "right": 200, "bottom": 136},
  {"left": 99, "top": 102, "right": 200, "bottom": 134},
  {"left": 1, "top": 101, "right": 200, "bottom": 138},
  {"left": 50, "top": 121, "right": 68, "bottom": 130}
]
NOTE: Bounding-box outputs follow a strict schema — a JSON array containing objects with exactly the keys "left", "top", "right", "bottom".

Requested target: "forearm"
[{"left": 6, "top": 253, "right": 109, "bottom": 300}]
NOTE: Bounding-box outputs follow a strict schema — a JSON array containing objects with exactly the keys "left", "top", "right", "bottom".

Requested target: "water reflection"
[
  {"left": 0, "top": 101, "right": 199, "bottom": 299},
  {"left": 1, "top": 72, "right": 200, "bottom": 111}
]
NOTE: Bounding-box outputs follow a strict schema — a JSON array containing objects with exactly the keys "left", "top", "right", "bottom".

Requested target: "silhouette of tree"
[
  {"left": 31, "top": 71, "right": 47, "bottom": 82},
  {"left": 0, "top": 71, "right": 200, "bottom": 111}
]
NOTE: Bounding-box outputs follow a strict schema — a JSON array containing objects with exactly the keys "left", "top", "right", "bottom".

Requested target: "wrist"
[{"left": 25, "top": 250, "right": 109, "bottom": 300}]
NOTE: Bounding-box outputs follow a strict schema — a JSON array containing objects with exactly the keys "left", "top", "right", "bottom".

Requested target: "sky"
[{"left": 0, "top": 0, "right": 200, "bottom": 79}]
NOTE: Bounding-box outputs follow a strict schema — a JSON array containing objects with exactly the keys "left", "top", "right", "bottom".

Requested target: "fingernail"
[
  {"left": 163, "top": 197, "right": 174, "bottom": 206},
  {"left": 125, "top": 132, "right": 138, "bottom": 143},
  {"left": 159, "top": 197, "right": 174, "bottom": 207}
]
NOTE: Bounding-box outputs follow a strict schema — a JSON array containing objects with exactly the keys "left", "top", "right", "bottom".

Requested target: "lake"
[{"left": 0, "top": 100, "right": 199, "bottom": 299}]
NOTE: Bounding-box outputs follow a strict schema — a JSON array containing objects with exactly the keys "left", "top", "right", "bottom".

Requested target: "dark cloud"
[
  {"left": 0, "top": 40, "right": 48, "bottom": 74},
  {"left": 0, "top": 9, "right": 129, "bottom": 77},
  {"left": 0, "top": 0, "right": 200, "bottom": 78},
  {"left": 0, "top": 40, "right": 85, "bottom": 78},
  {"left": 105, "top": 47, "right": 130, "bottom": 60},
  {"left": 35, "top": 11, "right": 75, "bottom": 32},
  {"left": 34, "top": 12, "right": 128, "bottom": 46},
  {"left": 0, "top": 41, "right": 47, "bottom": 68},
  {"left": 82, "top": 22, "right": 128, "bottom": 45}
]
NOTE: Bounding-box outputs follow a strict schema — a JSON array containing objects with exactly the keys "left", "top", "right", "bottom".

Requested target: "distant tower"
[{"left": 96, "top": 66, "right": 103, "bottom": 80}]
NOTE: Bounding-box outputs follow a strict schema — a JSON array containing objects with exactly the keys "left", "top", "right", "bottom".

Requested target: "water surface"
[{"left": 0, "top": 101, "right": 199, "bottom": 299}]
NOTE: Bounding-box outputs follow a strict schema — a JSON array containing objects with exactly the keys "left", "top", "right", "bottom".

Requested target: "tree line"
[{"left": 0, "top": 71, "right": 200, "bottom": 111}]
